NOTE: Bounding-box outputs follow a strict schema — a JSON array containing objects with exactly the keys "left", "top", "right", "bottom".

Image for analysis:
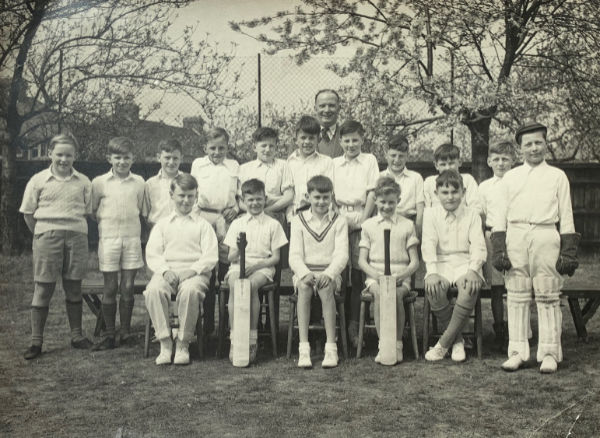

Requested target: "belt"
[
  {"left": 509, "top": 221, "right": 557, "bottom": 228},
  {"left": 199, "top": 207, "right": 222, "bottom": 214},
  {"left": 484, "top": 226, "right": 492, "bottom": 232}
]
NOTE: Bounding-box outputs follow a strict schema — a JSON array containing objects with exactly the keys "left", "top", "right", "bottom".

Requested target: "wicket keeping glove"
[
  {"left": 556, "top": 233, "right": 581, "bottom": 276},
  {"left": 490, "top": 231, "right": 512, "bottom": 271}
]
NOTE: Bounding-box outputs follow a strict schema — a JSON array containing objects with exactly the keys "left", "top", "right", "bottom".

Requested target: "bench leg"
[
  {"left": 422, "top": 297, "right": 430, "bottom": 355},
  {"left": 268, "top": 290, "right": 278, "bottom": 357},
  {"left": 286, "top": 301, "right": 296, "bottom": 359},
  {"left": 144, "top": 312, "right": 151, "bottom": 358},
  {"left": 568, "top": 297, "right": 588, "bottom": 342},
  {"left": 338, "top": 301, "right": 348, "bottom": 360},
  {"left": 582, "top": 297, "right": 600, "bottom": 325},
  {"left": 357, "top": 300, "right": 366, "bottom": 359},
  {"left": 408, "top": 301, "right": 419, "bottom": 360},
  {"left": 216, "top": 289, "right": 228, "bottom": 358}
]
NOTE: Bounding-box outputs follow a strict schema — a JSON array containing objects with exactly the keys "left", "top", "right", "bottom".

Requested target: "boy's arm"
[
  {"left": 468, "top": 212, "right": 487, "bottom": 273},
  {"left": 557, "top": 172, "right": 575, "bottom": 234},
  {"left": 190, "top": 222, "right": 219, "bottom": 276},
  {"left": 247, "top": 248, "right": 280, "bottom": 275},
  {"left": 361, "top": 191, "right": 376, "bottom": 223},
  {"left": 145, "top": 223, "right": 169, "bottom": 275},
  {"left": 288, "top": 219, "right": 311, "bottom": 280},
  {"left": 90, "top": 179, "right": 101, "bottom": 221},
  {"left": 265, "top": 187, "right": 294, "bottom": 213},
  {"left": 422, "top": 177, "right": 433, "bottom": 207},
  {"left": 23, "top": 214, "right": 36, "bottom": 234},
  {"left": 358, "top": 247, "right": 381, "bottom": 280},
  {"left": 415, "top": 202, "right": 424, "bottom": 238},
  {"left": 323, "top": 217, "right": 349, "bottom": 280},
  {"left": 143, "top": 183, "right": 154, "bottom": 226},
  {"left": 420, "top": 208, "right": 439, "bottom": 277},
  {"left": 223, "top": 221, "right": 240, "bottom": 264}
]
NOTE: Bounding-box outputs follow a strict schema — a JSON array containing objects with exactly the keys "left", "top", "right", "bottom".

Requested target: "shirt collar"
[
  {"left": 323, "top": 124, "right": 337, "bottom": 140},
  {"left": 243, "top": 211, "right": 267, "bottom": 223},
  {"left": 255, "top": 159, "right": 276, "bottom": 168},
  {"left": 523, "top": 160, "right": 547, "bottom": 172},
  {"left": 44, "top": 166, "right": 80, "bottom": 182},
  {"left": 290, "top": 150, "right": 319, "bottom": 161},
  {"left": 168, "top": 209, "right": 199, "bottom": 222},
  {"left": 341, "top": 153, "right": 364, "bottom": 165},
  {"left": 445, "top": 204, "right": 465, "bottom": 220},
  {"left": 384, "top": 167, "right": 408, "bottom": 178},
  {"left": 303, "top": 208, "right": 335, "bottom": 222},
  {"left": 376, "top": 212, "right": 398, "bottom": 224},
  {"left": 158, "top": 169, "right": 181, "bottom": 179},
  {"left": 106, "top": 170, "right": 134, "bottom": 181}
]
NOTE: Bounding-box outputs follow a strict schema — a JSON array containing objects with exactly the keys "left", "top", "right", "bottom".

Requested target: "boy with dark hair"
[
  {"left": 144, "top": 173, "right": 218, "bottom": 365},
  {"left": 422, "top": 170, "right": 487, "bottom": 362},
  {"left": 91, "top": 136, "right": 147, "bottom": 349},
  {"left": 289, "top": 175, "right": 348, "bottom": 368},
  {"left": 224, "top": 178, "right": 288, "bottom": 364},
  {"left": 20, "top": 133, "right": 93, "bottom": 359}
]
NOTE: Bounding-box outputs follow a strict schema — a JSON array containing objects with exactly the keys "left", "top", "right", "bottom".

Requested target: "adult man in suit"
[{"left": 315, "top": 89, "right": 343, "bottom": 158}]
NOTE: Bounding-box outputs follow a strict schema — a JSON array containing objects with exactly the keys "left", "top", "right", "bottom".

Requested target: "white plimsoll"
[
  {"left": 298, "top": 342, "right": 312, "bottom": 368},
  {"left": 539, "top": 355, "right": 558, "bottom": 373},
  {"left": 424, "top": 342, "right": 447, "bottom": 361},
  {"left": 173, "top": 339, "right": 190, "bottom": 365},
  {"left": 322, "top": 342, "right": 338, "bottom": 368},
  {"left": 155, "top": 338, "right": 173, "bottom": 365},
  {"left": 501, "top": 352, "right": 523, "bottom": 371},
  {"left": 451, "top": 340, "right": 466, "bottom": 362}
]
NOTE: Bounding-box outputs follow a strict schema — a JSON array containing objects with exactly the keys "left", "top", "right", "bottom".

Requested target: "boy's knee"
[
  {"left": 396, "top": 285, "right": 409, "bottom": 300},
  {"left": 62, "top": 279, "right": 82, "bottom": 301},
  {"left": 456, "top": 288, "right": 478, "bottom": 309},
  {"left": 32, "top": 282, "right": 55, "bottom": 307},
  {"left": 426, "top": 290, "right": 449, "bottom": 311},
  {"left": 317, "top": 285, "right": 335, "bottom": 301},
  {"left": 179, "top": 282, "right": 206, "bottom": 302},
  {"left": 297, "top": 284, "right": 313, "bottom": 301}
]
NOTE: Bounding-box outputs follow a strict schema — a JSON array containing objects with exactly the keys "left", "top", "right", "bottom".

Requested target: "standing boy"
[
  {"left": 332, "top": 120, "right": 379, "bottom": 348},
  {"left": 190, "top": 127, "right": 240, "bottom": 335},
  {"left": 20, "top": 134, "right": 93, "bottom": 359},
  {"left": 491, "top": 122, "right": 580, "bottom": 374},
  {"left": 287, "top": 116, "right": 334, "bottom": 219},
  {"left": 422, "top": 170, "right": 487, "bottom": 362},
  {"left": 91, "top": 137, "right": 146, "bottom": 349},
  {"left": 478, "top": 138, "right": 515, "bottom": 347},
  {"left": 289, "top": 175, "right": 349, "bottom": 368},
  {"left": 224, "top": 179, "right": 288, "bottom": 364},
  {"left": 145, "top": 139, "right": 183, "bottom": 229},
  {"left": 423, "top": 143, "right": 481, "bottom": 214},
  {"left": 144, "top": 174, "right": 218, "bottom": 365},
  {"left": 238, "top": 127, "right": 294, "bottom": 227},
  {"left": 358, "top": 177, "right": 420, "bottom": 363},
  {"left": 380, "top": 133, "right": 424, "bottom": 236}
]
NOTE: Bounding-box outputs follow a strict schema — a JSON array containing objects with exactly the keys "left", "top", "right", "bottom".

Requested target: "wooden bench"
[
  {"left": 81, "top": 278, "right": 147, "bottom": 336},
  {"left": 562, "top": 287, "right": 600, "bottom": 341}
]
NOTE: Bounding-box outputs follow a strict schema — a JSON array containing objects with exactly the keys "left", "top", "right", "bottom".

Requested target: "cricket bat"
[
  {"left": 232, "top": 232, "right": 251, "bottom": 367},
  {"left": 379, "top": 228, "right": 397, "bottom": 365}
]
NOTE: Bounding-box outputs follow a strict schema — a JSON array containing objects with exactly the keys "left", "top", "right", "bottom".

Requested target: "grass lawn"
[{"left": 1, "top": 254, "right": 600, "bottom": 437}]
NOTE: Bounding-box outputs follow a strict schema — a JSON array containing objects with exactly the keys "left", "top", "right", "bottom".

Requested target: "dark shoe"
[
  {"left": 71, "top": 337, "right": 93, "bottom": 349},
  {"left": 91, "top": 337, "right": 116, "bottom": 351},
  {"left": 24, "top": 345, "right": 42, "bottom": 360},
  {"left": 118, "top": 333, "right": 137, "bottom": 347}
]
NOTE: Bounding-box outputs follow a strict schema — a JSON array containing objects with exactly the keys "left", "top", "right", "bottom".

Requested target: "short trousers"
[
  {"left": 365, "top": 275, "right": 411, "bottom": 291},
  {"left": 292, "top": 272, "right": 342, "bottom": 293},
  {"left": 32, "top": 230, "right": 88, "bottom": 282},
  {"left": 98, "top": 236, "right": 144, "bottom": 272},
  {"left": 430, "top": 255, "right": 483, "bottom": 285}
]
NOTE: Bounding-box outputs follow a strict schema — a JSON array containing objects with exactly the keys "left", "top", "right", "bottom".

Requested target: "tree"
[
  {"left": 1, "top": 0, "right": 241, "bottom": 253},
  {"left": 233, "top": 0, "right": 600, "bottom": 175}
]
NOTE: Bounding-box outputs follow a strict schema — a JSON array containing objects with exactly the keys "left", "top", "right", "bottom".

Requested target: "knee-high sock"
[
  {"left": 65, "top": 300, "right": 84, "bottom": 340},
  {"left": 101, "top": 302, "right": 117, "bottom": 337},
  {"left": 533, "top": 276, "right": 563, "bottom": 363},
  {"left": 31, "top": 306, "right": 49, "bottom": 346},
  {"left": 506, "top": 276, "right": 532, "bottom": 361},
  {"left": 432, "top": 304, "right": 453, "bottom": 334},
  {"left": 119, "top": 298, "right": 135, "bottom": 335},
  {"left": 439, "top": 302, "right": 473, "bottom": 349}
]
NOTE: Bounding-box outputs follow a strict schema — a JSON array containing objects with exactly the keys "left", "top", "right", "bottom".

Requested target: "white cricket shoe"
[
  {"left": 155, "top": 338, "right": 172, "bottom": 365},
  {"left": 322, "top": 342, "right": 339, "bottom": 368},
  {"left": 297, "top": 342, "right": 312, "bottom": 368},
  {"left": 501, "top": 353, "right": 524, "bottom": 372},
  {"left": 425, "top": 342, "right": 448, "bottom": 361},
  {"left": 540, "top": 355, "right": 558, "bottom": 374},
  {"left": 173, "top": 340, "right": 190, "bottom": 365},
  {"left": 451, "top": 340, "right": 466, "bottom": 362}
]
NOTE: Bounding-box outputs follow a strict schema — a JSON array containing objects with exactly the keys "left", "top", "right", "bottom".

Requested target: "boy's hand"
[
  {"left": 316, "top": 273, "right": 332, "bottom": 290},
  {"left": 223, "top": 206, "right": 238, "bottom": 222},
  {"left": 245, "top": 264, "right": 258, "bottom": 276},
  {"left": 461, "top": 270, "right": 482, "bottom": 296},
  {"left": 301, "top": 272, "right": 316, "bottom": 287},
  {"left": 425, "top": 274, "right": 450, "bottom": 297},
  {"left": 178, "top": 269, "right": 197, "bottom": 283},
  {"left": 163, "top": 270, "right": 179, "bottom": 290}
]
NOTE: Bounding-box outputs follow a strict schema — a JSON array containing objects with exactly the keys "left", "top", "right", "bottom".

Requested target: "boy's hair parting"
[
  {"left": 107, "top": 137, "right": 134, "bottom": 155},
  {"left": 205, "top": 127, "right": 229, "bottom": 143},
  {"left": 388, "top": 133, "right": 409, "bottom": 152},
  {"left": 295, "top": 115, "right": 321, "bottom": 136},
  {"left": 489, "top": 138, "right": 515, "bottom": 157},
  {"left": 241, "top": 178, "right": 266, "bottom": 197},
  {"left": 435, "top": 169, "right": 464, "bottom": 190},
  {"left": 374, "top": 176, "right": 401, "bottom": 198},
  {"left": 433, "top": 143, "right": 460, "bottom": 162},
  {"left": 49, "top": 133, "right": 79, "bottom": 151},
  {"left": 314, "top": 89, "right": 340, "bottom": 104},
  {"left": 306, "top": 174, "right": 333, "bottom": 194},
  {"left": 339, "top": 120, "right": 365, "bottom": 137},
  {"left": 170, "top": 173, "right": 198, "bottom": 192},
  {"left": 252, "top": 127, "right": 278, "bottom": 143},
  {"left": 158, "top": 138, "right": 182, "bottom": 154}
]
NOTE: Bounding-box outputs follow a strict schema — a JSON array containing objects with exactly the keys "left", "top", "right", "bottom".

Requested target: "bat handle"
[
  {"left": 239, "top": 232, "right": 246, "bottom": 279},
  {"left": 384, "top": 229, "right": 391, "bottom": 276}
]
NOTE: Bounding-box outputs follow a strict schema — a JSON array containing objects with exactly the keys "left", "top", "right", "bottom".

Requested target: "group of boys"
[{"left": 20, "top": 88, "right": 580, "bottom": 373}]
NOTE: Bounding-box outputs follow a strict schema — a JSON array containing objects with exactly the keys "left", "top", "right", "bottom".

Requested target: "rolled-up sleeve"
[
  {"left": 421, "top": 208, "right": 438, "bottom": 277},
  {"left": 468, "top": 213, "right": 487, "bottom": 273}
]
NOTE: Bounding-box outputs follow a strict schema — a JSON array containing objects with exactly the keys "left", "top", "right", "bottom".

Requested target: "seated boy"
[
  {"left": 238, "top": 127, "right": 294, "bottom": 228},
  {"left": 287, "top": 116, "right": 334, "bottom": 220},
  {"left": 20, "top": 134, "right": 93, "bottom": 359},
  {"left": 332, "top": 120, "right": 379, "bottom": 347},
  {"left": 423, "top": 143, "right": 481, "bottom": 214},
  {"left": 190, "top": 127, "right": 240, "bottom": 335},
  {"left": 145, "top": 139, "right": 183, "bottom": 228},
  {"left": 358, "top": 177, "right": 420, "bottom": 363},
  {"left": 144, "top": 174, "right": 218, "bottom": 365},
  {"left": 289, "top": 175, "right": 348, "bottom": 368},
  {"left": 479, "top": 138, "right": 515, "bottom": 347},
  {"left": 91, "top": 137, "right": 147, "bottom": 350},
  {"left": 422, "top": 170, "right": 487, "bottom": 362},
  {"left": 224, "top": 179, "right": 288, "bottom": 364},
  {"left": 380, "top": 133, "right": 424, "bottom": 236}
]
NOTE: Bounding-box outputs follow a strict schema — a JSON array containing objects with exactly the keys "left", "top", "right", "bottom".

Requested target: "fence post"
[{"left": 257, "top": 53, "right": 262, "bottom": 128}]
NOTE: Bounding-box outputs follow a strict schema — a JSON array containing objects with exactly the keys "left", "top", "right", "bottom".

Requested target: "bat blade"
[
  {"left": 232, "top": 278, "right": 251, "bottom": 367},
  {"left": 379, "top": 275, "right": 397, "bottom": 365}
]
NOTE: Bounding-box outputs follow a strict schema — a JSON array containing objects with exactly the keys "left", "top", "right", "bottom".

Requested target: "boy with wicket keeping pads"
[
  {"left": 20, "top": 134, "right": 94, "bottom": 359},
  {"left": 358, "top": 177, "right": 420, "bottom": 363},
  {"left": 144, "top": 174, "right": 218, "bottom": 365},
  {"left": 422, "top": 170, "right": 487, "bottom": 362},
  {"left": 491, "top": 122, "right": 580, "bottom": 374},
  {"left": 289, "top": 175, "right": 349, "bottom": 368},
  {"left": 224, "top": 179, "right": 288, "bottom": 364},
  {"left": 91, "top": 137, "right": 146, "bottom": 350}
]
